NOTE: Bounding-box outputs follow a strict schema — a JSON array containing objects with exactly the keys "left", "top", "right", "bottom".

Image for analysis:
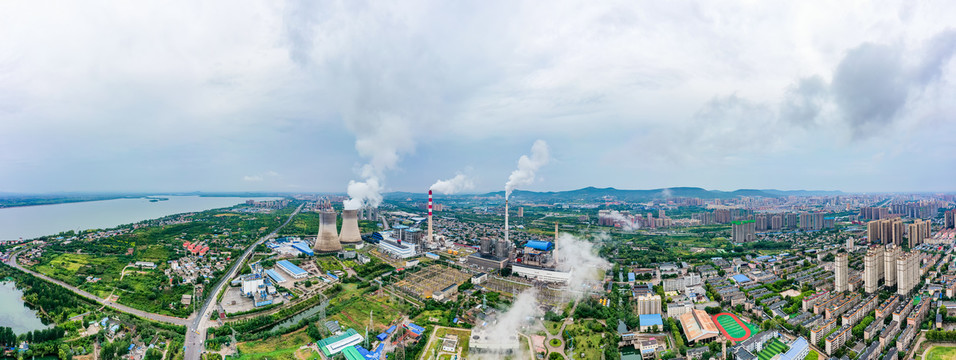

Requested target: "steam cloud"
[
  {"left": 430, "top": 173, "right": 474, "bottom": 195},
  {"left": 504, "top": 140, "right": 550, "bottom": 199},
  {"left": 605, "top": 210, "right": 640, "bottom": 231},
  {"left": 556, "top": 232, "right": 611, "bottom": 297},
  {"left": 473, "top": 288, "right": 540, "bottom": 360},
  {"left": 342, "top": 177, "right": 383, "bottom": 210}
]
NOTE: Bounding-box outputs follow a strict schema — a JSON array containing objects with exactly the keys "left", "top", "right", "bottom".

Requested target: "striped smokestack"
[
  {"left": 427, "top": 190, "right": 433, "bottom": 244},
  {"left": 505, "top": 199, "right": 509, "bottom": 244}
]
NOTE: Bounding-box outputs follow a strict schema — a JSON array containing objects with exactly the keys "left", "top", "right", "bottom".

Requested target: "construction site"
[{"left": 392, "top": 265, "right": 471, "bottom": 302}]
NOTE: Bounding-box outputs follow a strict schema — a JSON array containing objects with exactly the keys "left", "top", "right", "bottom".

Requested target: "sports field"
[
  {"left": 713, "top": 313, "right": 759, "bottom": 342},
  {"left": 757, "top": 338, "right": 789, "bottom": 360}
]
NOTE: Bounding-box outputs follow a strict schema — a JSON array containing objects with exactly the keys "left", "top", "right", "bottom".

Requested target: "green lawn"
[
  {"left": 926, "top": 346, "right": 956, "bottom": 360},
  {"left": 565, "top": 321, "right": 604, "bottom": 360},
  {"left": 805, "top": 349, "right": 820, "bottom": 360},
  {"left": 545, "top": 321, "right": 563, "bottom": 336},
  {"left": 716, "top": 314, "right": 747, "bottom": 338},
  {"left": 757, "top": 338, "right": 789, "bottom": 360},
  {"left": 236, "top": 329, "right": 311, "bottom": 360}
]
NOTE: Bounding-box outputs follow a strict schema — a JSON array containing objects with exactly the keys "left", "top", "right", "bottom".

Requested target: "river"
[
  {"left": 0, "top": 282, "right": 48, "bottom": 335},
  {"left": 0, "top": 195, "right": 280, "bottom": 240}
]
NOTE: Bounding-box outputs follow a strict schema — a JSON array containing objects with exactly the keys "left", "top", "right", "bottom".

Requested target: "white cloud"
[{"left": 1, "top": 0, "right": 954, "bottom": 192}]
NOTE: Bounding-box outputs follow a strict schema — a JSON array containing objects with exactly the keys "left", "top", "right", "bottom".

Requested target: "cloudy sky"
[{"left": 2, "top": 1, "right": 955, "bottom": 194}]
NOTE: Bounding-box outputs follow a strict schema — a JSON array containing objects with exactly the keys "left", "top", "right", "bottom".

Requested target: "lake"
[
  {"left": 0, "top": 282, "right": 47, "bottom": 335},
  {"left": 0, "top": 195, "right": 280, "bottom": 240}
]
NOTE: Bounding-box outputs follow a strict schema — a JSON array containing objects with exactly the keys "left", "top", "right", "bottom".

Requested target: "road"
[
  {"left": 183, "top": 204, "right": 302, "bottom": 360},
  {"left": 6, "top": 252, "right": 191, "bottom": 326}
]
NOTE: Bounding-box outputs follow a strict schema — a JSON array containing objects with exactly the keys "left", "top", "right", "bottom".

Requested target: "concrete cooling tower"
[
  {"left": 338, "top": 209, "right": 363, "bottom": 244},
  {"left": 314, "top": 211, "right": 342, "bottom": 253}
]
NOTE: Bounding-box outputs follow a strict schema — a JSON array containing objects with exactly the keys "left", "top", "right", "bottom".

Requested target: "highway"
[{"left": 183, "top": 204, "right": 302, "bottom": 360}]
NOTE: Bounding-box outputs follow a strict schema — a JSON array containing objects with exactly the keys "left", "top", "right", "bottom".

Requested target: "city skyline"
[{"left": 2, "top": 1, "right": 956, "bottom": 194}]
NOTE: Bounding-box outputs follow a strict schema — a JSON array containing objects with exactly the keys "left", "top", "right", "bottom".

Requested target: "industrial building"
[
  {"left": 317, "top": 329, "right": 364, "bottom": 357},
  {"left": 377, "top": 231, "right": 419, "bottom": 259},
  {"left": 466, "top": 237, "right": 512, "bottom": 271},
  {"left": 679, "top": 309, "right": 719, "bottom": 344},
  {"left": 276, "top": 260, "right": 309, "bottom": 279}
]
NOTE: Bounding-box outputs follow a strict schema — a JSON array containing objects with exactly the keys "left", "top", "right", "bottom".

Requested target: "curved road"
[
  {"left": 6, "top": 253, "right": 191, "bottom": 326},
  {"left": 184, "top": 204, "right": 302, "bottom": 360}
]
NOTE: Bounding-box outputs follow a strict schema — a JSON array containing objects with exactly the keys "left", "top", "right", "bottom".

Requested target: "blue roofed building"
[
  {"left": 732, "top": 274, "right": 752, "bottom": 284},
  {"left": 291, "top": 242, "right": 314, "bottom": 256},
  {"left": 628, "top": 272, "right": 636, "bottom": 282},
  {"left": 639, "top": 314, "right": 664, "bottom": 332},
  {"left": 778, "top": 337, "right": 809, "bottom": 360},
  {"left": 276, "top": 260, "right": 309, "bottom": 279},
  {"left": 265, "top": 269, "right": 287, "bottom": 284},
  {"left": 524, "top": 240, "right": 554, "bottom": 251}
]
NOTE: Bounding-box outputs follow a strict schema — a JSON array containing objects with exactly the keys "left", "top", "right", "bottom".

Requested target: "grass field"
[
  {"left": 926, "top": 346, "right": 956, "bottom": 360},
  {"left": 805, "top": 349, "right": 820, "bottom": 360},
  {"left": 566, "top": 320, "right": 605, "bottom": 360},
  {"left": 544, "top": 321, "right": 563, "bottom": 336},
  {"left": 236, "top": 329, "right": 313, "bottom": 360},
  {"left": 422, "top": 328, "right": 472, "bottom": 359},
  {"left": 327, "top": 294, "right": 407, "bottom": 333},
  {"left": 757, "top": 338, "right": 788, "bottom": 360}
]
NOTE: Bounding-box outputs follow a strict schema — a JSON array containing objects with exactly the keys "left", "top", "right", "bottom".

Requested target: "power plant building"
[{"left": 377, "top": 231, "right": 418, "bottom": 259}]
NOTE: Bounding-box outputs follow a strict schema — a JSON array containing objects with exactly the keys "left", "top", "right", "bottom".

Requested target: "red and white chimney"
[{"left": 427, "top": 190, "right": 433, "bottom": 244}]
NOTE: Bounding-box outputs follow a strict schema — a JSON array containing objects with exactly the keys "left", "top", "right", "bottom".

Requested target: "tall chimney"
[
  {"left": 427, "top": 190, "right": 433, "bottom": 245},
  {"left": 339, "top": 209, "right": 363, "bottom": 244},
  {"left": 505, "top": 199, "right": 509, "bottom": 244},
  {"left": 314, "top": 211, "right": 342, "bottom": 253}
]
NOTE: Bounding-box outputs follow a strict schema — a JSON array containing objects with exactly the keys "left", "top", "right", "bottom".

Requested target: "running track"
[{"left": 712, "top": 312, "right": 751, "bottom": 342}]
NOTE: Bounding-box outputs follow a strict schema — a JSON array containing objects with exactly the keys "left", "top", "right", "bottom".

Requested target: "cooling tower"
[
  {"left": 338, "top": 209, "right": 363, "bottom": 244},
  {"left": 314, "top": 211, "right": 342, "bottom": 253}
]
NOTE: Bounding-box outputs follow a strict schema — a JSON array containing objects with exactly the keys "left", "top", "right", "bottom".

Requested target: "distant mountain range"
[{"left": 387, "top": 186, "right": 843, "bottom": 202}]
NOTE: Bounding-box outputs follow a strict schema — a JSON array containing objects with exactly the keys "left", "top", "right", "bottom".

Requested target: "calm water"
[
  {"left": 0, "top": 282, "right": 47, "bottom": 334},
  {"left": 0, "top": 195, "right": 280, "bottom": 240}
]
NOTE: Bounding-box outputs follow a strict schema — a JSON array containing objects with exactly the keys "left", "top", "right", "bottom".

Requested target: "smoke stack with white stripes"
[
  {"left": 338, "top": 209, "right": 363, "bottom": 244},
  {"left": 314, "top": 211, "right": 342, "bottom": 253},
  {"left": 505, "top": 199, "right": 509, "bottom": 244}
]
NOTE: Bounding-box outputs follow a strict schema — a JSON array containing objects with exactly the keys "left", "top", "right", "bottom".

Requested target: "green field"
[
  {"left": 328, "top": 294, "right": 407, "bottom": 333},
  {"left": 236, "top": 329, "right": 313, "bottom": 360},
  {"left": 757, "top": 338, "right": 789, "bottom": 360},
  {"left": 926, "top": 346, "right": 956, "bottom": 360},
  {"left": 565, "top": 320, "right": 605, "bottom": 360},
  {"left": 716, "top": 314, "right": 747, "bottom": 338},
  {"left": 805, "top": 349, "right": 820, "bottom": 360}
]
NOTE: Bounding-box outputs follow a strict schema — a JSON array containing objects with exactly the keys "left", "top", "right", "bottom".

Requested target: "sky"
[{"left": 1, "top": 1, "right": 955, "bottom": 194}]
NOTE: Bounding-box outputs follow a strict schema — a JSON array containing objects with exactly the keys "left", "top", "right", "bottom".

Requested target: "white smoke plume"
[
  {"left": 342, "top": 177, "right": 383, "bottom": 210},
  {"left": 556, "top": 232, "right": 611, "bottom": 298},
  {"left": 660, "top": 188, "right": 674, "bottom": 198},
  {"left": 605, "top": 210, "right": 640, "bottom": 231},
  {"left": 429, "top": 173, "right": 474, "bottom": 195},
  {"left": 504, "top": 140, "right": 551, "bottom": 199},
  {"left": 472, "top": 288, "right": 541, "bottom": 360}
]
